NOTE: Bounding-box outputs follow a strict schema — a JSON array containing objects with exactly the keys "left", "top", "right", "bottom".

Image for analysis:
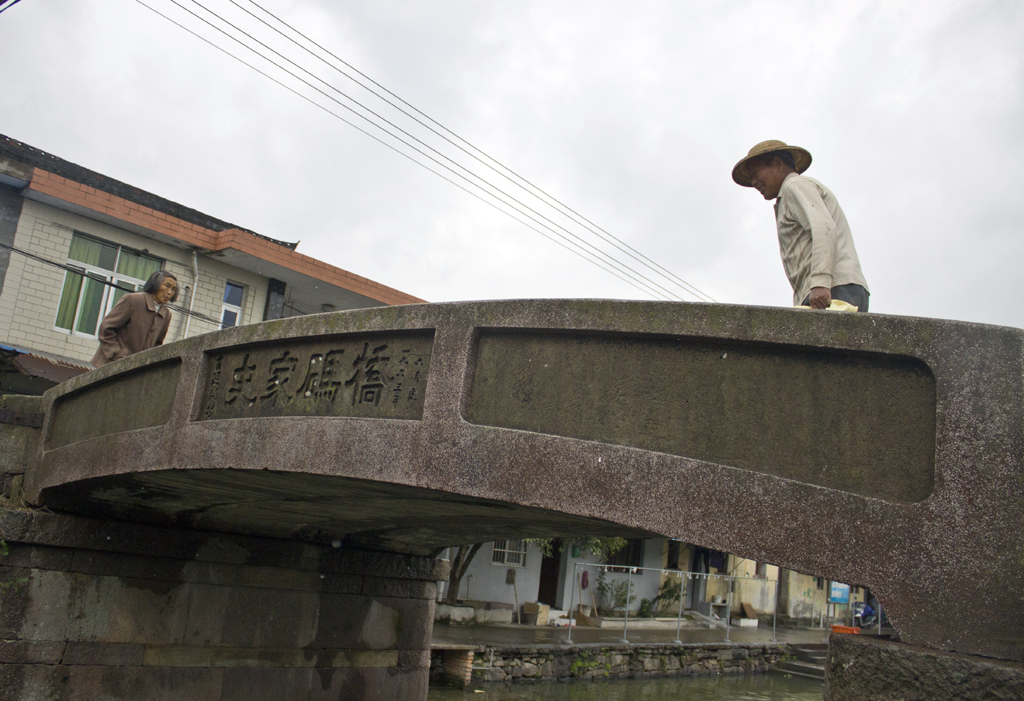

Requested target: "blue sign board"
[{"left": 829, "top": 582, "right": 851, "bottom": 604}]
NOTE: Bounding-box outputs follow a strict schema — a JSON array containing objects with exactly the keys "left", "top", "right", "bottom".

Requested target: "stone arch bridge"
[{"left": 4, "top": 300, "right": 1022, "bottom": 699}]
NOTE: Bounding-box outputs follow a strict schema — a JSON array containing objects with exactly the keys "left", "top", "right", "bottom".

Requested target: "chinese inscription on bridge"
[{"left": 202, "top": 333, "right": 433, "bottom": 421}]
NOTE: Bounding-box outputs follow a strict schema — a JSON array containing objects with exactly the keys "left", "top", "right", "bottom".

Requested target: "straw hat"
[{"left": 732, "top": 140, "right": 812, "bottom": 187}]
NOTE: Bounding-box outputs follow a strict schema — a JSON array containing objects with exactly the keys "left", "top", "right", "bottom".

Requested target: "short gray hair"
[{"left": 143, "top": 270, "right": 179, "bottom": 302}]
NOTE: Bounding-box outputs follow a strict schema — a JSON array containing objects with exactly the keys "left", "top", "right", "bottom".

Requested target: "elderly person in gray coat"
[{"left": 91, "top": 271, "right": 178, "bottom": 367}]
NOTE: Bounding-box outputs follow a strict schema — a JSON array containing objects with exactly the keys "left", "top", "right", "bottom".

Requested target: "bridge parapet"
[{"left": 21, "top": 300, "right": 1024, "bottom": 662}]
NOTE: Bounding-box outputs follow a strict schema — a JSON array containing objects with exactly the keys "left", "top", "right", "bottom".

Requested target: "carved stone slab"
[{"left": 201, "top": 333, "right": 432, "bottom": 421}]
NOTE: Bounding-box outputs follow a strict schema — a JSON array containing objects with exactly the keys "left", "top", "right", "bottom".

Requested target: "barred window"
[{"left": 491, "top": 540, "right": 527, "bottom": 568}]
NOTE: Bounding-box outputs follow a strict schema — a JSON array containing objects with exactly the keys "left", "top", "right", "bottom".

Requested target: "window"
[
  {"left": 55, "top": 233, "right": 162, "bottom": 336},
  {"left": 666, "top": 539, "right": 681, "bottom": 570},
  {"left": 221, "top": 282, "right": 245, "bottom": 328},
  {"left": 606, "top": 538, "right": 645, "bottom": 574},
  {"left": 492, "top": 540, "right": 527, "bottom": 567}
]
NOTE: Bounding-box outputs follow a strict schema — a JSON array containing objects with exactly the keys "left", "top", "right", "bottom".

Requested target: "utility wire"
[
  {"left": 167, "top": 0, "right": 673, "bottom": 302},
  {"left": 176, "top": 0, "right": 682, "bottom": 302},
  {"left": 0, "top": 0, "right": 26, "bottom": 15},
  {"left": 241, "top": 0, "right": 716, "bottom": 304},
  {"left": 0, "top": 241, "right": 229, "bottom": 329},
  {"left": 133, "top": 0, "right": 662, "bottom": 299},
  {"left": 146, "top": 0, "right": 676, "bottom": 301}
]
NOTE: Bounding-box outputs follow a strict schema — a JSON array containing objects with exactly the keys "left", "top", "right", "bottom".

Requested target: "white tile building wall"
[{"left": 0, "top": 199, "right": 269, "bottom": 365}]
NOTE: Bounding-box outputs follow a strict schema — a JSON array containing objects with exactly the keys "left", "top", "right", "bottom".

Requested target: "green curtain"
[
  {"left": 54, "top": 271, "right": 84, "bottom": 330},
  {"left": 58, "top": 235, "right": 162, "bottom": 335},
  {"left": 74, "top": 277, "right": 106, "bottom": 335},
  {"left": 116, "top": 249, "right": 161, "bottom": 281},
  {"left": 68, "top": 235, "right": 117, "bottom": 270}
]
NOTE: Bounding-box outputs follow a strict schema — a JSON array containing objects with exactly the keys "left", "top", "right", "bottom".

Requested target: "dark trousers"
[{"left": 802, "top": 283, "right": 870, "bottom": 312}]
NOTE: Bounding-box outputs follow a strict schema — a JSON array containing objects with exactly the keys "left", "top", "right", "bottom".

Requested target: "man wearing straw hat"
[{"left": 733, "top": 140, "right": 870, "bottom": 311}]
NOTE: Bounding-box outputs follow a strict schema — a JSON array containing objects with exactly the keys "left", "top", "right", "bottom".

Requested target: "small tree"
[
  {"left": 443, "top": 543, "right": 483, "bottom": 605},
  {"left": 651, "top": 576, "right": 683, "bottom": 615},
  {"left": 594, "top": 568, "right": 637, "bottom": 616},
  {"left": 528, "top": 537, "right": 629, "bottom": 562}
]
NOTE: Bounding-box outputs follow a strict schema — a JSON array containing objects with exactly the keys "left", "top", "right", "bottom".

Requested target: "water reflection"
[{"left": 429, "top": 675, "right": 823, "bottom": 700}]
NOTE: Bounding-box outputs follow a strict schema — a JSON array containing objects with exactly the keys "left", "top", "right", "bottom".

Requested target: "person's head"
[
  {"left": 747, "top": 151, "right": 797, "bottom": 200},
  {"left": 732, "top": 140, "right": 812, "bottom": 200},
  {"left": 143, "top": 271, "right": 179, "bottom": 304}
]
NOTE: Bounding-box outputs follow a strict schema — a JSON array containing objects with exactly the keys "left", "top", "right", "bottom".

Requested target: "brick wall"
[{"left": 0, "top": 200, "right": 267, "bottom": 364}]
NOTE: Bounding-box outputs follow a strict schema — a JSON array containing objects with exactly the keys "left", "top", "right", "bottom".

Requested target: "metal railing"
[{"left": 565, "top": 561, "right": 780, "bottom": 645}]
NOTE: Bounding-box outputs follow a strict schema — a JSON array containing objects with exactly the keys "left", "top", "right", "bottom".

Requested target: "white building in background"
[
  {"left": 442, "top": 537, "right": 869, "bottom": 626},
  {"left": 441, "top": 537, "right": 668, "bottom": 615},
  {"left": 0, "top": 133, "right": 422, "bottom": 394},
  {"left": 444, "top": 536, "right": 866, "bottom": 626}
]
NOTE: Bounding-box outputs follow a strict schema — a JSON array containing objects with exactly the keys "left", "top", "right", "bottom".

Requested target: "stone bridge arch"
[{"left": 21, "top": 299, "right": 1024, "bottom": 669}]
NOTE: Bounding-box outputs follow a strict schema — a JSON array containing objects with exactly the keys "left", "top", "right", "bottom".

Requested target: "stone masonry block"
[
  {"left": 0, "top": 640, "right": 65, "bottom": 664},
  {"left": 63, "top": 642, "right": 145, "bottom": 666},
  {"left": 64, "top": 573, "right": 191, "bottom": 645},
  {"left": 0, "top": 544, "right": 72, "bottom": 573},
  {"left": 361, "top": 576, "right": 437, "bottom": 600},
  {"left": 311, "top": 594, "right": 433, "bottom": 652},
  {"left": 0, "top": 567, "right": 72, "bottom": 642},
  {"left": 397, "top": 649, "right": 431, "bottom": 668},
  {"left": 217, "top": 585, "right": 320, "bottom": 648}
]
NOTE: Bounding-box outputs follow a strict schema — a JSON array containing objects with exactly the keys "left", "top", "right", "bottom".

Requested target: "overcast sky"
[{"left": 2, "top": 0, "right": 1022, "bottom": 328}]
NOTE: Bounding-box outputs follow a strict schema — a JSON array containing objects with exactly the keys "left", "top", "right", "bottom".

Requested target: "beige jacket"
[
  {"left": 91, "top": 292, "right": 171, "bottom": 367},
  {"left": 774, "top": 173, "right": 869, "bottom": 305}
]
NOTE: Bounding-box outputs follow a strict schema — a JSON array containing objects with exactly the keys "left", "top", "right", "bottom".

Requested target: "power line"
[
  {"left": 0, "top": 0, "right": 26, "bottom": 15},
  {"left": 240, "top": 0, "right": 716, "bottom": 304},
  {"left": 144, "top": 0, "right": 678, "bottom": 301},
  {"left": 0, "top": 241, "right": 229, "bottom": 329},
  {"left": 174, "top": 0, "right": 685, "bottom": 302},
  {"left": 132, "top": 0, "right": 664, "bottom": 299}
]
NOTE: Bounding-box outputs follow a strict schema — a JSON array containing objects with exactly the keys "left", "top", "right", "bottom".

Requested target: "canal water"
[{"left": 429, "top": 674, "right": 824, "bottom": 700}]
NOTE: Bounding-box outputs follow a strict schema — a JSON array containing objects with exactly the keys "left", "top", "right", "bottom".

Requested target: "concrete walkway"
[{"left": 432, "top": 622, "right": 832, "bottom": 648}]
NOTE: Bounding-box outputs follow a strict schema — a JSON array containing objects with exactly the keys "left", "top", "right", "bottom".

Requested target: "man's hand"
[{"left": 808, "top": 286, "right": 832, "bottom": 309}]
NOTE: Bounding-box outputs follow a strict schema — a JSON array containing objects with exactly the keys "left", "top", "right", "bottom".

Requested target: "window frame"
[
  {"left": 54, "top": 233, "right": 163, "bottom": 339},
  {"left": 491, "top": 540, "right": 528, "bottom": 568},
  {"left": 220, "top": 281, "right": 246, "bottom": 328}
]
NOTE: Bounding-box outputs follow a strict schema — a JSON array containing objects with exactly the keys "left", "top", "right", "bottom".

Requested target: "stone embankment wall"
[
  {"left": 0, "top": 508, "right": 446, "bottom": 701},
  {"left": 0, "top": 394, "right": 40, "bottom": 505},
  {"left": 441, "top": 643, "right": 785, "bottom": 684},
  {"left": 824, "top": 634, "right": 1024, "bottom": 701}
]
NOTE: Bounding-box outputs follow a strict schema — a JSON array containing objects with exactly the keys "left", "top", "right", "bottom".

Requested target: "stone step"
[
  {"left": 773, "top": 666, "right": 826, "bottom": 682},
  {"left": 774, "top": 659, "right": 825, "bottom": 680},
  {"left": 795, "top": 649, "right": 827, "bottom": 663}
]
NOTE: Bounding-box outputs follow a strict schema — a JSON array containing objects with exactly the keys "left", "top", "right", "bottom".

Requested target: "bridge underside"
[
  {"left": 18, "top": 299, "right": 1024, "bottom": 666},
  {"left": 40, "top": 469, "right": 654, "bottom": 555}
]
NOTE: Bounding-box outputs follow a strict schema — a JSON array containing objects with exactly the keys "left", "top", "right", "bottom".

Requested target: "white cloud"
[{"left": 1, "top": 0, "right": 1020, "bottom": 325}]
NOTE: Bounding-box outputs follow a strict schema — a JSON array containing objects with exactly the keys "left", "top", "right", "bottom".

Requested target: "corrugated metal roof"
[{"left": 0, "top": 343, "right": 92, "bottom": 383}]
